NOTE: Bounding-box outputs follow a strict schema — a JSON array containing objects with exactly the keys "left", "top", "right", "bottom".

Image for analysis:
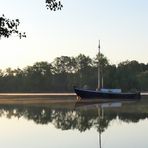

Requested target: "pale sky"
[{"left": 0, "top": 0, "right": 148, "bottom": 69}]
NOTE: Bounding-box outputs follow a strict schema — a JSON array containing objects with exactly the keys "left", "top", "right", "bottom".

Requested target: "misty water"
[{"left": 0, "top": 94, "right": 148, "bottom": 148}]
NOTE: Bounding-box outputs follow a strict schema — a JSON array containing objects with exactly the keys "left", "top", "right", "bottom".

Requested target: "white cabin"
[{"left": 100, "top": 88, "right": 122, "bottom": 93}]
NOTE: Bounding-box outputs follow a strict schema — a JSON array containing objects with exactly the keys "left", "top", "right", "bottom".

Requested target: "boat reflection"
[
  {"left": 75, "top": 97, "right": 139, "bottom": 110},
  {"left": 75, "top": 99, "right": 141, "bottom": 148}
]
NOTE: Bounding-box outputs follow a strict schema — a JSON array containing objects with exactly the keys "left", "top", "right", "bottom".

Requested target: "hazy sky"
[{"left": 0, "top": 0, "right": 148, "bottom": 69}]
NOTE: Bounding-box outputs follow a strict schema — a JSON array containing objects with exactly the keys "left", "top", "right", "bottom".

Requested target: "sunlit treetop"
[{"left": 0, "top": 14, "right": 26, "bottom": 39}]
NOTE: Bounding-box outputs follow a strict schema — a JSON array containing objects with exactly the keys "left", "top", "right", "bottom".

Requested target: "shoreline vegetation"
[{"left": 0, "top": 54, "right": 147, "bottom": 93}]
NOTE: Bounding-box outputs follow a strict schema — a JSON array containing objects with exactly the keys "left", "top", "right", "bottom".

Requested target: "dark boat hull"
[{"left": 74, "top": 88, "right": 141, "bottom": 100}]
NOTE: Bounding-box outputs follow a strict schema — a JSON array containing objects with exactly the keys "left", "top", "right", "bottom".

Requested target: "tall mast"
[{"left": 97, "top": 40, "right": 101, "bottom": 90}]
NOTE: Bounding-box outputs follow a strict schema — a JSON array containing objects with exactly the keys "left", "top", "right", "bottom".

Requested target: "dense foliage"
[{"left": 0, "top": 54, "right": 147, "bottom": 92}]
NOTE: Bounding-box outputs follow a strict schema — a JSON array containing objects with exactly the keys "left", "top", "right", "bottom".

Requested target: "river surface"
[{"left": 0, "top": 94, "right": 148, "bottom": 148}]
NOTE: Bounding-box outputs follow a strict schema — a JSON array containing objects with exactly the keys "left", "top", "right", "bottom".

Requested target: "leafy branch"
[
  {"left": 46, "top": 0, "right": 63, "bottom": 11},
  {"left": 0, "top": 14, "right": 26, "bottom": 39}
]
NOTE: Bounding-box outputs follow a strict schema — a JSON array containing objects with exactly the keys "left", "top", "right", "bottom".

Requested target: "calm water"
[{"left": 0, "top": 95, "right": 148, "bottom": 148}]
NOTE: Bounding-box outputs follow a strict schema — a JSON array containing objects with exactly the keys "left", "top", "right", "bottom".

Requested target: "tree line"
[{"left": 0, "top": 54, "right": 147, "bottom": 92}]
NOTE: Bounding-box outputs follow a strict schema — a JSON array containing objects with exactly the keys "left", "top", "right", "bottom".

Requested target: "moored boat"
[
  {"left": 74, "top": 40, "right": 141, "bottom": 100},
  {"left": 74, "top": 87, "right": 141, "bottom": 99}
]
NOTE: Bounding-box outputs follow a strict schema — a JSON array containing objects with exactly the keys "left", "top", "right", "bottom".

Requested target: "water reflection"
[
  {"left": 0, "top": 96, "right": 148, "bottom": 132},
  {"left": 0, "top": 95, "right": 148, "bottom": 148}
]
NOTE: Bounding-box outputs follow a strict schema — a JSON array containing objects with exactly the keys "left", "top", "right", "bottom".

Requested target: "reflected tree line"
[
  {"left": 0, "top": 104, "right": 148, "bottom": 132},
  {"left": 0, "top": 54, "right": 148, "bottom": 92}
]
